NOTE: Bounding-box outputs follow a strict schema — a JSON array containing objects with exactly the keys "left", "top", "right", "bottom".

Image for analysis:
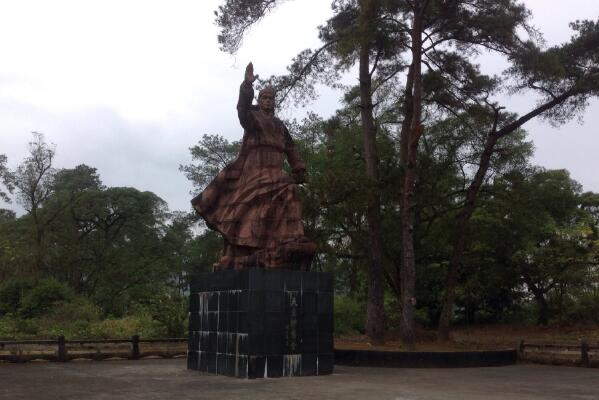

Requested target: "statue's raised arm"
[
  {"left": 237, "top": 62, "right": 259, "bottom": 130},
  {"left": 245, "top": 62, "right": 259, "bottom": 83}
]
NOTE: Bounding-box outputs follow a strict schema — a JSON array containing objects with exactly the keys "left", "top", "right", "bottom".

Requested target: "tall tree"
[
  {"left": 8, "top": 133, "right": 57, "bottom": 278},
  {"left": 65, "top": 186, "right": 169, "bottom": 314},
  {"left": 214, "top": 0, "right": 407, "bottom": 343},
  {"left": 213, "top": 1, "right": 599, "bottom": 346},
  {"left": 393, "top": 0, "right": 533, "bottom": 346},
  {"left": 43, "top": 165, "right": 103, "bottom": 288},
  {"left": 357, "top": 0, "right": 385, "bottom": 343},
  {"left": 0, "top": 154, "right": 13, "bottom": 203},
  {"left": 217, "top": 0, "right": 538, "bottom": 347},
  {"left": 478, "top": 169, "right": 596, "bottom": 325},
  {"left": 437, "top": 18, "right": 599, "bottom": 339}
]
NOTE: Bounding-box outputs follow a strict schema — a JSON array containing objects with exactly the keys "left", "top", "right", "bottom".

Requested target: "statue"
[{"left": 191, "top": 63, "right": 316, "bottom": 271}]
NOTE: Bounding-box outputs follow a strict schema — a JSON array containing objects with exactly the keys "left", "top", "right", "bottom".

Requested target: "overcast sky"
[{"left": 1, "top": 0, "right": 598, "bottom": 215}]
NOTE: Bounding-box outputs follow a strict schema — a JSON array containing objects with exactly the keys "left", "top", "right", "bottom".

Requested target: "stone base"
[{"left": 187, "top": 268, "right": 334, "bottom": 378}]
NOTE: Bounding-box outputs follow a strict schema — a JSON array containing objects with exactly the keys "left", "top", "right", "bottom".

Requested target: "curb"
[{"left": 334, "top": 348, "right": 518, "bottom": 368}]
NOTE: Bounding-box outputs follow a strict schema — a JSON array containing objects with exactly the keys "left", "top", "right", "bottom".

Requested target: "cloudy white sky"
[{"left": 0, "top": 0, "right": 598, "bottom": 214}]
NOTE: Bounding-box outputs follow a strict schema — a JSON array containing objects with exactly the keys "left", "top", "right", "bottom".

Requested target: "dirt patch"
[{"left": 335, "top": 324, "right": 599, "bottom": 352}]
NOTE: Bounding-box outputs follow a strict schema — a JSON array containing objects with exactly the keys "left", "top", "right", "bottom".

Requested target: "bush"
[
  {"left": 88, "top": 314, "right": 163, "bottom": 339},
  {"left": 19, "top": 278, "right": 75, "bottom": 318},
  {"left": 0, "top": 277, "right": 35, "bottom": 315},
  {"left": 15, "top": 318, "right": 40, "bottom": 335},
  {"left": 334, "top": 295, "right": 366, "bottom": 335},
  {"left": 0, "top": 316, "right": 21, "bottom": 339},
  {"left": 48, "top": 297, "right": 101, "bottom": 323},
  {"left": 0, "top": 313, "right": 166, "bottom": 340},
  {"left": 384, "top": 293, "right": 404, "bottom": 330},
  {"left": 565, "top": 293, "right": 599, "bottom": 324},
  {"left": 133, "top": 291, "right": 188, "bottom": 337}
]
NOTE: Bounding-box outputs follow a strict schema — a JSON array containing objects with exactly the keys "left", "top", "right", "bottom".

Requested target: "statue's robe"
[{"left": 191, "top": 81, "right": 315, "bottom": 270}]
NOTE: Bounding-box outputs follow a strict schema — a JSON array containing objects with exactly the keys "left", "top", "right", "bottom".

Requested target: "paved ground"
[{"left": 1, "top": 359, "right": 598, "bottom": 400}]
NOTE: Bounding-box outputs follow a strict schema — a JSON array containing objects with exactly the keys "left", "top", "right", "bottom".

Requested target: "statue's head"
[{"left": 258, "top": 86, "right": 275, "bottom": 114}]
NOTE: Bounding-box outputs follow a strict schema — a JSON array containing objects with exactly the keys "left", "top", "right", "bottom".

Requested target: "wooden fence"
[
  {"left": 2, "top": 337, "right": 598, "bottom": 367},
  {"left": 0, "top": 336, "right": 187, "bottom": 363},
  {"left": 519, "top": 339, "right": 599, "bottom": 367}
]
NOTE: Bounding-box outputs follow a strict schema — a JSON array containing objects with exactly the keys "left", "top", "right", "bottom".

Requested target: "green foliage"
[
  {"left": 215, "top": 0, "right": 282, "bottom": 54},
  {"left": 0, "top": 214, "right": 34, "bottom": 280},
  {"left": 179, "top": 134, "right": 240, "bottom": 193},
  {"left": 0, "top": 6, "right": 598, "bottom": 342},
  {"left": 0, "top": 277, "right": 34, "bottom": 315},
  {"left": 133, "top": 289, "right": 188, "bottom": 337},
  {"left": 85, "top": 315, "right": 163, "bottom": 339},
  {"left": 48, "top": 297, "right": 102, "bottom": 322},
  {"left": 0, "top": 313, "right": 165, "bottom": 340},
  {"left": 41, "top": 178, "right": 172, "bottom": 316},
  {"left": 0, "top": 293, "right": 169, "bottom": 340},
  {"left": 0, "top": 209, "right": 16, "bottom": 223},
  {"left": 509, "top": 19, "right": 599, "bottom": 124},
  {"left": 184, "top": 230, "right": 222, "bottom": 274},
  {"left": 19, "top": 278, "right": 74, "bottom": 318},
  {"left": 0, "top": 138, "right": 198, "bottom": 338},
  {"left": 0, "top": 153, "right": 13, "bottom": 203},
  {"left": 566, "top": 292, "right": 599, "bottom": 324},
  {"left": 334, "top": 295, "right": 366, "bottom": 335},
  {"left": 9, "top": 132, "right": 56, "bottom": 212},
  {"left": 459, "top": 168, "right": 599, "bottom": 325},
  {"left": 213, "top": 0, "right": 599, "bottom": 339}
]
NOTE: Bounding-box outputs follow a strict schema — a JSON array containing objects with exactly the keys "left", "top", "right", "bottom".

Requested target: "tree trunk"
[
  {"left": 31, "top": 206, "right": 44, "bottom": 281},
  {"left": 523, "top": 275, "right": 551, "bottom": 326},
  {"left": 532, "top": 290, "right": 549, "bottom": 326},
  {"left": 399, "top": 5, "right": 424, "bottom": 349},
  {"left": 349, "top": 259, "right": 359, "bottom": 297},
  {"left": 466, "top": 303, "right": 476, "bottom": 325},
  {"left": 437, "top": 133, "right": 499, "bottom": 340},
  {"left": 359, "top": 0, "right": 385, "bottom": 345}
]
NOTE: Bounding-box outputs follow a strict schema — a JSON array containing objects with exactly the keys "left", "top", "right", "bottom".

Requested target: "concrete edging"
[{"left": 334, "top": 348, "right": 518, "bottom": 368}]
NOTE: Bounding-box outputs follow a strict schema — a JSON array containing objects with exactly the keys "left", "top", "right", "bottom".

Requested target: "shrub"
[
  {"left": 384, "top": 293, "right": 403, "bottom": 330},
  {"left": 19, "top": 278, "right": 75, "bottom": 318},
  {"left": 565, "top": 293, "right": 599, "bottom": 324},
  {"left": 88, "top": 314, "right": 163, "bottom": 339},
  {"left": 135, "top": 292, "right": 188, "bottom": 337},
  {"left": 0, "top": 277, "right": 35, "bottom": 315},
  {"left": 334, "top": 295, "right": 366, "bottom": 335},
  {"left": 48, "top": 297, "right": 101, "bottom": 323},
  {"left": 0, "top": 316, "right": 20, "bottom": 339},
  {"left": 15, "top": 317, "right": 40, "bottom": 335}
]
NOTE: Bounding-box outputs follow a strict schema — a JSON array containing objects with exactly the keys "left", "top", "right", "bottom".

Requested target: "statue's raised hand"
[{"left": 245, "top": 62, "right": 259, "bottom": 84}]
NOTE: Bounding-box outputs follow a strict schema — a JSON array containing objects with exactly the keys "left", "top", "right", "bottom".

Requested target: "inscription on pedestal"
[{"left": 187, "top": 268, "right": 334, "bottom": 378}]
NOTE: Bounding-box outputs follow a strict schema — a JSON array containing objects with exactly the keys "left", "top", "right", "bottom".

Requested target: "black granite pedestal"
[{"left": 187, "top": 268, "right": 334, "bottom": 378}]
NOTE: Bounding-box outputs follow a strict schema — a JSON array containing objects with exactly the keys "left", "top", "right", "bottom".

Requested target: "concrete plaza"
[{"left": 1, "top": 359, "right": 598, "bottom": 400}]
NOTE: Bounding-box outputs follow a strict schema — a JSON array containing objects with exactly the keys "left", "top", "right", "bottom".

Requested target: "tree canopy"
[{"left": 1, "top": 3, "right": 598, "bottom": 342}]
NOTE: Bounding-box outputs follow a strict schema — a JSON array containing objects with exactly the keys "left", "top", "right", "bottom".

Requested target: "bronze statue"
[{"left": 192, "top": 63, "right": 316, "bottom": 271}]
